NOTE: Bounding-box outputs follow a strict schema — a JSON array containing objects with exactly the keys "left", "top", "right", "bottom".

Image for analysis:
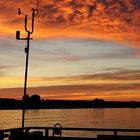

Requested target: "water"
[{"left": 0, "top": 108, "right": 140, "bottom": 137}]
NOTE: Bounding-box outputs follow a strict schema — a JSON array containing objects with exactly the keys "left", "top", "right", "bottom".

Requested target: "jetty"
[{"left": 0, "top": 123, "right": 140, "bottom": 140}]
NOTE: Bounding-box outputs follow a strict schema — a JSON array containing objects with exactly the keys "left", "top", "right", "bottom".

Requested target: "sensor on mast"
[{"left": 16, "top": 0, "right": 39, "bottom": 130}]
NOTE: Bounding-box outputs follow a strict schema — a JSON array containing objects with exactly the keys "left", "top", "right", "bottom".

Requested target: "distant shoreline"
[
  {"left": 0, "top": 106, "right": 140, "bottom": 110},
  {"left": 0, "top": 97, "right": 140, "bottom": 109}
]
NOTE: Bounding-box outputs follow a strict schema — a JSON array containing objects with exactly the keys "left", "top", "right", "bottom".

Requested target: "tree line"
[{"left": 0, "top": 94, "right": 140, "bottom": 109}]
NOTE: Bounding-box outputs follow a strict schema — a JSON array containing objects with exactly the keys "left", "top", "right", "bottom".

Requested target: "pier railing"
[{"left": 0, "top": 126, "right": 140, "bottom": 139}]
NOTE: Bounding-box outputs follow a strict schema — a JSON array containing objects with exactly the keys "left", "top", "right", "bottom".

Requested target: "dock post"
[
  {"left": 45, "top": 129, "right": 49, "bottom": 138},
  {"left": 114, "top": 130, "right": 118, "bottom": 136}
]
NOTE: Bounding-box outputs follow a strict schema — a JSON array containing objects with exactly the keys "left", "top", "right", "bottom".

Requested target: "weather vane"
[{"left": 16, "top": 0, "right": 38, "bottom": 130}]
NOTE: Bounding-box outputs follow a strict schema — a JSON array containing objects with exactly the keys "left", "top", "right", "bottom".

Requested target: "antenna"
[{"left": 16, "top": 0, "right": 38, "bottom": 130}]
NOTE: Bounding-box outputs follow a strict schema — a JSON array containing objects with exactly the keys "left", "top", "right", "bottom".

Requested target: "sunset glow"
[{"left": 0, "top": 0, "right": 140, "bottom": 101}]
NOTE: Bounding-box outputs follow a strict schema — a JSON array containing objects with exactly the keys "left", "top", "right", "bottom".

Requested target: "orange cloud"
[
  {"left": 0, "top": 83, "right": 140, "bottom": 101},
  {"left": 1, "top": 69, "right": 140, "bottom": 88},
  {"left": 0, "top": 0, "right": 139, "bottom": 47},
  {"left": 0, "top": 69, "right": 140, "bottom": 101}
]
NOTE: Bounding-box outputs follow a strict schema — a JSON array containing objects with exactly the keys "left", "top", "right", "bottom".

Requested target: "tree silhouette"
[
  {"left": 30, "top": 94, "right": 41, "bottom": 108},
  {"left": 22, "top": 94, "right": 30, "bottom": 108}
]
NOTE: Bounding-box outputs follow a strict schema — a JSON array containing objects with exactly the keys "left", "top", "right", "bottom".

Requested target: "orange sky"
[
  {"left": 0, "top": 0, "right": 140, "bottom": 101},
  {"left": 0, "top": 0, "right": 139, "bottom": 45}
]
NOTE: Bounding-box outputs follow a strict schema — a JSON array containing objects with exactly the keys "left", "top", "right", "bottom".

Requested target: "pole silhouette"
[{"left": 16, "top": 4, "right": 38, "bottom": 130}]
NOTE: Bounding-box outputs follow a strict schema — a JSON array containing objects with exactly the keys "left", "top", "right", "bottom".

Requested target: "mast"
[{"left": 16, "top": 1, "right": 38, "bottom": 130}]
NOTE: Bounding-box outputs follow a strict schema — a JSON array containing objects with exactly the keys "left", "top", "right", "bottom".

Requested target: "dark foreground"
[{"left": 1, "top": 124, "right": 140, "bottom": 140}]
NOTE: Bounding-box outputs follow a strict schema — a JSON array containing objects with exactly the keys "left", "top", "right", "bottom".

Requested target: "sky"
[{"left": 0, "top": 0, "right": 140, "bottom": 101}]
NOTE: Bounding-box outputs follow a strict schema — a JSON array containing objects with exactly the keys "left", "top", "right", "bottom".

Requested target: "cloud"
[
  {"left": 1, "top": 68, "right": 139, "bottom": 88},
  {"left": 0, "top": 82, "right": 140, "bottom": 101},
  {"left": 3, "top": 68, "right": 136, "bottom": 90},
  {"left": 0, "top": 1, "right": 139, "bottom": 101},
  {"left": 0, "top": 66, "right": 8, "bottom": 69},
  {"left": 80, "top": 69, "right": 140, "bottom": 81},
  {"left": 0, "top": 65, "right": 12, "bottom": 77},
  {"left": 30, "top": 69, "right": 140, "bottom": 84},
  {"left": 0, "top": 0, "right": 139, "bottom": 47},
  {"left": 30, "top": 38, "right": 138, "bottom": 65},
  {"left": 37, "top": 0, "right": 140, "bottom": 46},
  {"left": 0, "top": 68, "right": 140, "bottom": 100}
]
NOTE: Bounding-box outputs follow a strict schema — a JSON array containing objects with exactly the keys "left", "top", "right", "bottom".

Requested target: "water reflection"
[
  {"left": 0, "top": 108, "right": 140, "bottom": 130},
  {"left": 0, "top": 110, "right": 22, "bottom": 129}
]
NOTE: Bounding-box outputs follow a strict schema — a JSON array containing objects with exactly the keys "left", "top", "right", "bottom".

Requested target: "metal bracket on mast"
[{"left": 16, "top": 2, "right": 38, "bottom": 130}]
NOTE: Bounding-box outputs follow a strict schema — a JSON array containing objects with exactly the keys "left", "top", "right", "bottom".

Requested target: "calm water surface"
[
  {"left": 0, "top": 108, "right": 140, "bottom": 129},
  {"left": 0, "top": 108, "right": 140, "bottom": 136}
]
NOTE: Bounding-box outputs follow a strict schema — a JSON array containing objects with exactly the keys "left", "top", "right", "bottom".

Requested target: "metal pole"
[
  {"left": 22, "top": 31, "right": 30, "bottom": 129},
  {"left": 16, "top": 2, "right": 38, "bottom": 130}
]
